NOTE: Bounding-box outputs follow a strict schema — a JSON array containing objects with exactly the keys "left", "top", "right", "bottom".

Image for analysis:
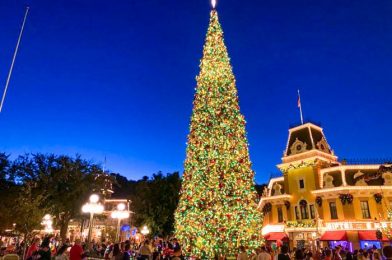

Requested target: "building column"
[{"left": 341, "top": 169, "right": 347, "bottom": 186}]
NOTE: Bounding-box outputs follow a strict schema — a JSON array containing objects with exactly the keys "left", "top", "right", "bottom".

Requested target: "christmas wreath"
[
  {"left": 376, "top": 229, "right": 383, "bottom": 240},
  {"left": 339, "top": 193, "right": 353, "bottom": 205},
  {"left": 284, "top": 200, "right": 291, "bottom": 210},
  {"left": 316, "top": 196, "right": 322, "bottom": 207},
  {"left": 262, "top": 202, "right": 272, "bottom": 214},
  {"left": 299, "top": 199, "right": 307, "bottom": 208},
  {"left": 374, "top": 193, "right": 383, "bottom": 204}
]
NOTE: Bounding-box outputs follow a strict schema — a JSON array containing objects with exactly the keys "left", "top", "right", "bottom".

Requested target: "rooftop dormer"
[{"left": 280, "top": 122, "right": 338, "bottom": 165}]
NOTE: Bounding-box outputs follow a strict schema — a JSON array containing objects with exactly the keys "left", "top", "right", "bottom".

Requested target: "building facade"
[{"left": 259, "top": 122, "right": 392, "bottom": 250}]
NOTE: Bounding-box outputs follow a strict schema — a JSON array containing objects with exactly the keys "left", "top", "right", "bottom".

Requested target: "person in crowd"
[
  {"left": 70, "top": 239, "right": 84, "bottom": 260},
  {"left": 104, "top": 243, "right": 114, "bottom": 260},
  {"left": 353, "top": 250, "right": 358, "bottom": 260},
  {"left": 295, "top": 249, "right": 304, "bottom": 260},
  {"left": 383, "top": 246, "right": 392, "bottom": 260},
  {"left": 334, "top": 246, "right": 342, "bottom": 260},
  {"left": 290, "top": 247, "right": 297, "bottom": 259},
  {"left": 258, "top": 246, "right": 271, "bottom": 260},
  {"left": 111, "top": 243, "right": 123, "bottom": 260},
  {"left": 362, "top": 251, "right": 370, "bottom": 260},
  {"left": 345, "top": 250, "right": 353, "bottom": 260},
  {"left": 373, "top": 251, "right": 381, "bottom": 260},
  {"left": 138, "top": 240, "right": 152, "bottom": 260},
  {"left": 122, "top": 243, "right": 131, "bottom": 260},
  {"left": 324, "top": 249, "right": 332, "bottom": 260},
  {"left": 25, "top": 238, "right": 40, "bottom": 260},
  {"left": 249, "top": 248, "right": 260, "bottom": 260},
  {"left": 37, "top": 237, "right": 51, "bottom": 260},
  {"left": 237, "top": 246, "right": 248, "bottom": 260},
  {"left": 305, "top": 252, "right": 313, "bottom": 260},
  {"left": 55, "top": 245, "right": 69, "bottom": 260},
  {"left": 171, "top": 247, "right": 183, "bottom": 260},
  {"left": 277, "top": 245, "right": 290, "bottom": 260}
]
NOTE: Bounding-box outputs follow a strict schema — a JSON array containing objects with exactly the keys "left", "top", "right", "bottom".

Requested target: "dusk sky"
[{"left": 0, "top": 0, "right": 391, "bottom": 184}]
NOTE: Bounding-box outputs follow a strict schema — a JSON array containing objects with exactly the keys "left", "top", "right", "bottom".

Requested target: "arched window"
[{"left": 299, "top": 200, "right": 309, "bottom": 219}]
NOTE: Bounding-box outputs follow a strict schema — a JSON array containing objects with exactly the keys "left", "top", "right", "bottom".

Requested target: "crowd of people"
[
  {"left": 235, "top": 244, "right": 392, "bottom": 260},
  {"left": 3, "top": 236, "right": 392, "bottom": 260},
  {"left": 15, "top": 236, "right": 183, "bottom": 260}
]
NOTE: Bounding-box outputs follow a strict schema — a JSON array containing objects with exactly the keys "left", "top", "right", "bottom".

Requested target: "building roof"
[{"left": 281, "top": 122, "right": 337, "bottom": 164}]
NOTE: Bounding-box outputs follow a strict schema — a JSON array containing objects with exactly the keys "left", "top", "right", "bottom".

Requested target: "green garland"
[{"left": 286, "top": 220, "right": 316, "bottom": 228}]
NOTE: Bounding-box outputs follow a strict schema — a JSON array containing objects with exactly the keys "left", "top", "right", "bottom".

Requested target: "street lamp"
[
  {"left": 82, "top": 194, "right": 104, "bottom": 243},
  {"left": 111, "top": 203, "right": 130, "bottom": 242},
  {"left": 140, "top": 225, "right": 150, "bottom": 236}
]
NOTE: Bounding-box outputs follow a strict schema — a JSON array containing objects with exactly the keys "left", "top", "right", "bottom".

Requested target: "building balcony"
[
  {"left": 258, "top": 194, "right": 293, "bottom": 208},
  {"left": 318, "top": 164, "right": 392, "bottom": 190},
  {"left": 312, "top": 185, "right": 392, "bottom": 198}
]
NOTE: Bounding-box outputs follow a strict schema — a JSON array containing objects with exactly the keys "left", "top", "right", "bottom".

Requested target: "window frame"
[
  {"left": 295, "top": 206, "right": 300, "bottom": 220},
  {"left": 329, "top": 201, "right": 338, "bottom": 219},
  {"left": 299, "top": 179, "right": 305, "bottom": 189},
  {"left": 310, "top": 204, "right": 315, "bottom": 219},
  {"left": 300, "top": 205, "right": 309, "bottom": 219},
  {"left": 360, "top": 201, "right": 371, "bottom": 219},
  {"left": 277, "top": 206, "right": 283, "bottom": 223}
]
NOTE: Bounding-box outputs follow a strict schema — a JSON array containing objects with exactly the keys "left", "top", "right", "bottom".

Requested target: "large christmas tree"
[{"left": 174, "top": 6, "right": 263, "bottom": 258}]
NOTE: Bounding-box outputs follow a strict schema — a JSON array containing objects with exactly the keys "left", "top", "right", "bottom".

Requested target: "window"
[
  {"left": 300, "top": 205, "right": 309, "bottom": 219},
  {"left": 310, "top": 204, "right": 315, "bottom": 219},
  {"left": 295, "top": 206, "right": 300, "bottom": 220},
  {"left": 299, "top": 179, "right": 305, "bottom": 189},
  {"left": 277, "top": 207, "right": 283, "bottom": 223},
  {"left": 329, "top": 202, "right": 338, "bottom": 219},
  {"left": 360, "top": 201, "right": 371, "bottom": 219}
]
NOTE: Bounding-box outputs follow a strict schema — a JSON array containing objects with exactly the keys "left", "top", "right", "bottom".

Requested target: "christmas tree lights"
[{"left": 174, "top": 9, "right": 263, "bottom": 258}]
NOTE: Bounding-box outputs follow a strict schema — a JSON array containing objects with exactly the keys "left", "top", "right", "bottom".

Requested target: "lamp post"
[
  {"left": 111, "top": 203, "right": 130, "bottom": 242},
  {"left": 140, "top": 225, "right": 150, "bottom": 237},
  {"left": 41, "top": 214, "right": 54, "bottom": 234},
  {"left": 82, "top": 194, "right": 104, "bottom": 243}
]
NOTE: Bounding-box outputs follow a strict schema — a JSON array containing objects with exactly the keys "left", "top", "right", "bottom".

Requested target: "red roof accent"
[
  {"left": 358, "top": 231, "right": 389, "bottom": 242},
  {"left": 320, "top": 231, "right": 348, "bottom": 241},
  {"left": 264, "top": 232, "right": 288, "bottom": 241}
]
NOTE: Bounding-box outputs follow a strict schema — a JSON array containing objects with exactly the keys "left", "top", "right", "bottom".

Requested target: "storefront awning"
[
  {"left": 358, "top": 231, "right": 389, "bottom": 242},
  {"left": 264, "top": 232, "right": 288, "bottom": 241},
  {"left": 320, "top": 231, "right": 347, "bottom": 241}
]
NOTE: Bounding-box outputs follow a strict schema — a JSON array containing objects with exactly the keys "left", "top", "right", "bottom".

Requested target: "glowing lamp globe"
[
  {"left": 141, "top": 226, "right": 150, "bottom": 236},
  {"left": 117, "top": 203, "right": 126, "bottom": 211},
  {"left": 89, "top": 194, "right": 100, "bottom": 203}
]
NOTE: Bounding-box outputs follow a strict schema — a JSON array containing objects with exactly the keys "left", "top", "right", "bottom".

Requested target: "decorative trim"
[
  {"left": 317, "top": 137, "right": 330, "bottom": 153},
  {"left": 290, "top": 138, "right": 308, "bottom": 155}
]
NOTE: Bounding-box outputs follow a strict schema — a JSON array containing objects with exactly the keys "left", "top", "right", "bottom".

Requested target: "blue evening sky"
[{"left": 0, "top": 0, "right": 391, "bottom": 184}]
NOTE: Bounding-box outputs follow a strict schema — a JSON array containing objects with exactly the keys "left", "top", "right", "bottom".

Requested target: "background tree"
[
  {"left": 0, "top": 153, "right": 17, "bottom": 233},
  {"left": 11, "top": 153, "right": 115, "bottom": 242},
  {"left": 112, "top": 171, "right": 181, "bottom": 236}
]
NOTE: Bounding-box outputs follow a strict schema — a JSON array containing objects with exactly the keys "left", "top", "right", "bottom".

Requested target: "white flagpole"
[
  {"left": 298, "top": 89, "right": 304, "bottom": 125},
  {"left": 0, "top": 6, "right": 30, "bottom": 113}
]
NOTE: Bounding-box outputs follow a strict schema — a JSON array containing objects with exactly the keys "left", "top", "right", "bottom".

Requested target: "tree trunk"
[{"left": 60, "top": 217, "right": 70, "bottom": 243}]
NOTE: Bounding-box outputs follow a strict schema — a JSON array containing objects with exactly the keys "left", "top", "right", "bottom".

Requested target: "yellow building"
[{"left": 259, "top": 122, "right": 392, "bottom": 250}]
